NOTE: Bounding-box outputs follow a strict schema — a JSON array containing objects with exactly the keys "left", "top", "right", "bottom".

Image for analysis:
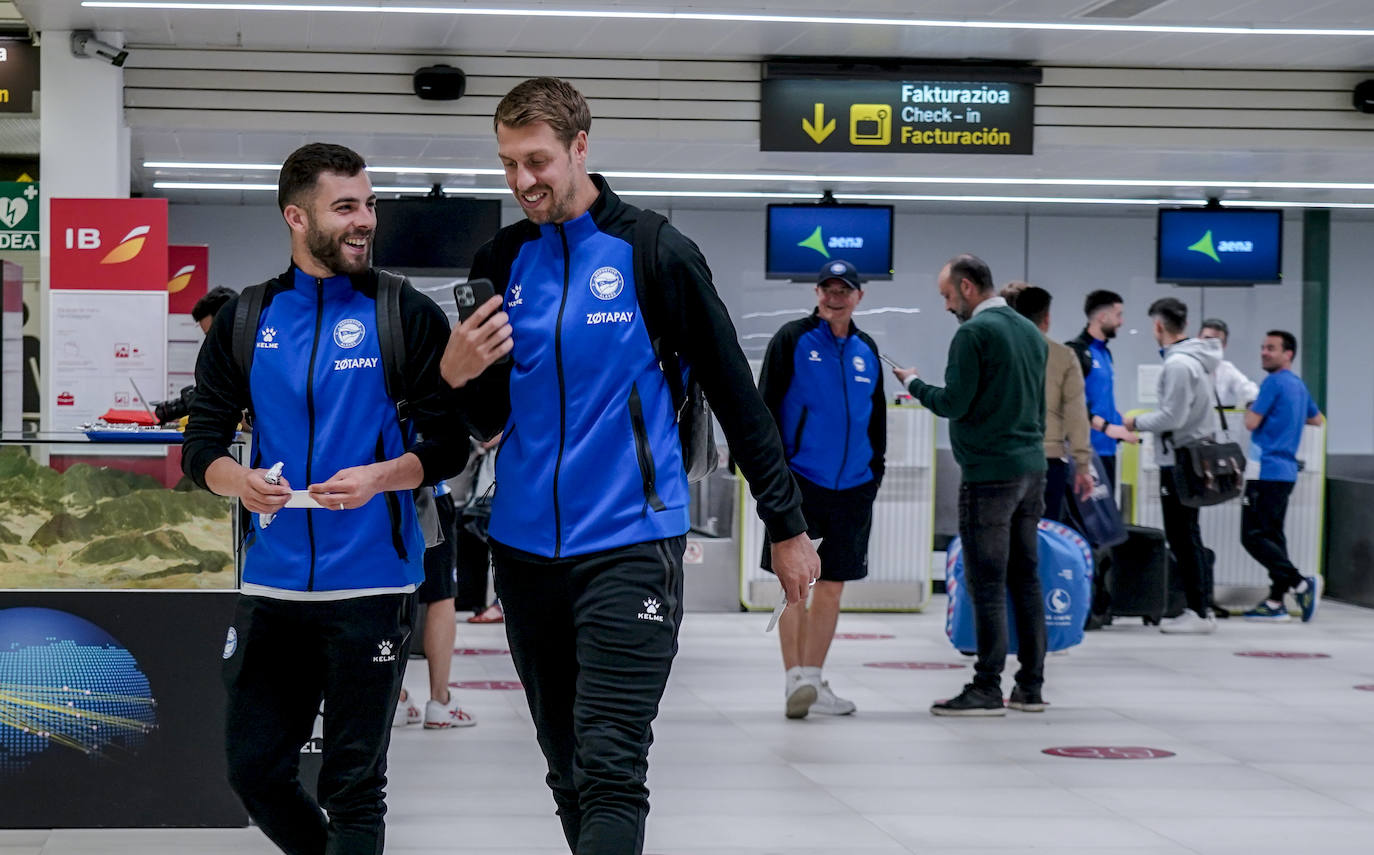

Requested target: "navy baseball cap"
[{"left": 817, "top": 259, "right": 862, "bottom": 289}]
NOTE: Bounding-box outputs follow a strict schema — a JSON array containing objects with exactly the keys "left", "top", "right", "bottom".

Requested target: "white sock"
[
  {"left": 786, "top": 666, "right": 805, "bottom": 687},
  {"left": 1294, "top": 580, "right": 1309, "bottom": 594},
  {"left": 1266, "top": 599, "right": 1283, "bottom": 609},
  {"left": 799, "top": 666, "right": 822, "bottom": 683}
]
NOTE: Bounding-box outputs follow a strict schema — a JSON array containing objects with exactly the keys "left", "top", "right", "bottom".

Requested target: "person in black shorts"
[
  {"left": 393, "top": 483, "right": 477, "bottom": 730},
  {"left": 759, "top": 260, "right": 886, "bottom": 718}
]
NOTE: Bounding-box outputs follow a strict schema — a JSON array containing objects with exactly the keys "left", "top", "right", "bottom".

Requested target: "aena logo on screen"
[
  {"left": 63, "top": 225, "right": 154, "bottom": 265},
  {"left": 796, "top": 226, "right": 864, "bottom": 260},
  {"left": 1187, "top": 229, "right": 1254, "bottom": 263}
]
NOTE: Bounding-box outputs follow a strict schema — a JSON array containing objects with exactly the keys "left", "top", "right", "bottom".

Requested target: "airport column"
[
  {"left": 37, "top": 30, "right": 130, "bottom": 430},
  {"left": 1301, "top": 209, "right": 1329, "bottom": 411}
]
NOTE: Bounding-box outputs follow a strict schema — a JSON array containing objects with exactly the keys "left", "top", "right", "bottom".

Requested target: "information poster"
[
  {"left": 166, "top": 245, "right": 208, "bottom": 398},
  {"left": 49, "top": 290, "right": 167, "bottom": 431}
]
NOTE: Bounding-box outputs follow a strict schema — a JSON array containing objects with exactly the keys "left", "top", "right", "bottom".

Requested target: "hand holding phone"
[
  {"left": 442, "top": 278, "right": 513, "bottom": 387},
  {"left": 454, "top": 278, "right": 497, "bottom": 326}
]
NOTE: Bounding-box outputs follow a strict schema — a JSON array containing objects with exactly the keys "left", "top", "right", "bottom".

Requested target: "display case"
[
  {"left": 0, "top": 433, "right": 247, "bottom": 828},
  {"left": 0, "top": 434, "right": 239, "bottom": 589}
]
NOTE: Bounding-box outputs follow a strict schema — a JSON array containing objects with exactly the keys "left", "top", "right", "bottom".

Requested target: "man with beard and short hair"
[
  {"left": 182, "top": 142, "right": 507, "bottom": 854},
  {"left": 1240, "top": 330, "right": 1325, "bottom": 623},
  {"left": 891, "top": 254, "right": 1049, "bottom": 717},
  {"left": 1067, "top": 290, "right": 1135, "bottom": 488},
  {"left": 442, "top": 77, "right": 818, "bottom": 854}
]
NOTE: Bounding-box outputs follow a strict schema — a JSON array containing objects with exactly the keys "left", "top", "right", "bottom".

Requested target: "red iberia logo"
[
  {"left": 167, "top": 264, "right": 196, "bottom": 293},
  {"left": 100, "top": 225, "right": 152, "bottom": 265},
  {"left": 56, "top": 392, "right": 75, "bottom": 406}
]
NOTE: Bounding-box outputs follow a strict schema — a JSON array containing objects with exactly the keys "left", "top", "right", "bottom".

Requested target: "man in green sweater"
[{"left": 893, "top": 254, "right": 1048, "bottom": 716}]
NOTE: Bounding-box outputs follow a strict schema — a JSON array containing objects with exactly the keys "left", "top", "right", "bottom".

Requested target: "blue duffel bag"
[{"left": 945, "top": 520, "right": 1094, "bottom": 654}]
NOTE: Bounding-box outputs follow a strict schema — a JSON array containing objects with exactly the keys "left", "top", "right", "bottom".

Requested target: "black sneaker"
[
  {"left": 931, "top": 683, "right": 1005, "bottom": 717},
  {"left": 1007, "top": 685, "right": 1047, "bottom": 713}
]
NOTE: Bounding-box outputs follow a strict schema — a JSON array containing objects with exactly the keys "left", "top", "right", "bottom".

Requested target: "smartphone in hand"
[
  {"left": 453, "top": 278, "right": 510, "bottom": 364},
  {"left": 454, "top": 278, "right": 497, "bottom": 324}
]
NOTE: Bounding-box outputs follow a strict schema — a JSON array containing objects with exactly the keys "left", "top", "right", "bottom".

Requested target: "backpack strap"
[
  {"left": 375, "top": 269, "right": 411, "bottom": 422},
  {"left": 632, "top": 209, "right": 686, "bottom": 407},
  {"left": 230, "top": 282, "right": 268, "bottom": 416}
]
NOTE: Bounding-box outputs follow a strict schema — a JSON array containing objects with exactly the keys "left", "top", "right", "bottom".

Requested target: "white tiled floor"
[{"left": 9, "top": 599, "right": 1374, "bottom": 854}]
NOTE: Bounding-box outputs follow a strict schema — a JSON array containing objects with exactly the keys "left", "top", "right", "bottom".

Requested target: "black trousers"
[
  {"left": 958, "top": 471, "right": 1047, "bottom": 693},
  {"left": 454, "top": 517, "right": 493, "bottom": 612},
  {"left": 1159, "top": 466, "right": 1212, "bottom": 617},
  {"left": 493, "top": 536, "right": 686, "bottom": 855},
  {"left": 1044, "top": 458, "right": 1068, "bottom": 522},
  {"left": 222, "top": 593, "right": 414, "bottom": 855},
  {"left": 1242, "top": 479, "right": 1302, "bottom": 600}
]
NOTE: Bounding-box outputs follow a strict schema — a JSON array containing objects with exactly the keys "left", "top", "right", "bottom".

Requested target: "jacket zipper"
[
  {"left": 552, "top": 225, "right": 571, "bottom": 558},
  {"left": 304, "top": 279, "right": 325, "bottom": 591},
  {"left": 835, "top": 334, "right": 852, "bottom": 490},
  {"left": 377, "top": 433, "right": 407, "bottom": 560},
  {"left": 628, "top": 383, "right": 667, "bottom": 513},
  {"left": 792, "top": 408, "right": 809, "bottom": 456}
]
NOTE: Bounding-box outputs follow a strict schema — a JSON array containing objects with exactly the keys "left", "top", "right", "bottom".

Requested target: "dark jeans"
[
  {"left": 1100, "top": 454, "right": 1117, "bottom": 492},
  {"left": 493, "top": 536, "right": 686, "bottom": 855},
  {"left": 1242, "top": 479, "right": 1302, "bottom": 600},
  {"left": 958, "top": 471, "right": 1047, "bottom": 693},
  {"left": 1159, "top": 466, "right": 1211, "bottom": 617},
  {"left": 223, "top": 593, "right": 413, "bottom": 855},
  {"left": 1044, "top": 459, "right": 1068, "bottom": 522}
]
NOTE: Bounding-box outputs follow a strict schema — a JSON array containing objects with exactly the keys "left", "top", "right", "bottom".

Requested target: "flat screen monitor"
[
  {"left": 1156, "top": 207, "right": 1282, "bottom": 286},
  {"left": 373, "top": 196, "right": 502, "bottom": 276},
  {"left": 766, "top": 204, "right": 894, "bottom": 280}
]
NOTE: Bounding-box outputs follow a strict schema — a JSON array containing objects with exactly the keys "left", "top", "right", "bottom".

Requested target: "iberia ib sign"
[
  {"left": 167, "top": 244, "right": 209, "bottom": 314},
  {"left": 50, "top": 198, "right": 169, "bottom": 290}
]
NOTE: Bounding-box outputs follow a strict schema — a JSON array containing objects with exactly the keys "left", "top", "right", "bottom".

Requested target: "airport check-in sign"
[{"left": 761, "top": 78, "right": 1034, "bottom": 154}]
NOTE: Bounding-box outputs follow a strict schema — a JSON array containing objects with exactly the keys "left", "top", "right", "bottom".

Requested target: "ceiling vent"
[{"left": 1079, "top": 0, "right": 1172, "bottom": 18}]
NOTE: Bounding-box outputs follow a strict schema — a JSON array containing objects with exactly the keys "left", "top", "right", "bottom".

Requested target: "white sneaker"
[
  {"left": 785, "top": 673, "right": 818, "bottom": 720},
  {"left": 424, "top": 695, "right": 477, "bottom": 729},
  {"left": 809, "top": 681, "right": 856, "bottom": 716},
  {"left": 392, "top": 691, "right": 420, "bottom": 728},
  {"left": 1160, "top": 610, "right": 1217, "bottom": 635}
]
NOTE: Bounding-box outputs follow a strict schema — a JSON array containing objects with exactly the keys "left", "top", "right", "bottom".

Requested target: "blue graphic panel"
[
  {"left": 766, "top": 205, "right": 894, "bottom": 280},
  {"left": 1157, "top": 208, "right": 1282, "bottom": 285},
  {"left": 0, "top": 608, "right": 157, "bottom": 775}
]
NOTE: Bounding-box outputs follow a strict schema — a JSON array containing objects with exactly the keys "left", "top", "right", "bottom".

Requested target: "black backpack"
[
  {"left": 230, "top": 270, "right": 442, "bottom": 548},
  {"left": 629, "top": 210, "right": 720, "bottom": 483}
]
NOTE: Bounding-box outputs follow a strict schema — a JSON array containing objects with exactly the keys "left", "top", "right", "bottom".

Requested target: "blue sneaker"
[
  {"left": 1243, "top": 601, "right": 1291, "bottom": 622},
  {"left": 1295, "top": 575, "right": 1323, "bottom": 623}
]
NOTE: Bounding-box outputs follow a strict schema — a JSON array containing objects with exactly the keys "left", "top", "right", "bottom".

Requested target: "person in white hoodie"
[
  {"left": 1124, "top": 298, "right": 1223, "bottom": 635},
  {"left": 1198, "top": 319, "right": 1259, "bottom": 409}
]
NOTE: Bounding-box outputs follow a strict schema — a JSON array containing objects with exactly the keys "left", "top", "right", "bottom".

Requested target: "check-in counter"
[
  {"left": 738, "top": 403, "right": 935, "bottom": 611},
  {"left": 1325, "top": 454, "right": 1374, "bottom": 608}
]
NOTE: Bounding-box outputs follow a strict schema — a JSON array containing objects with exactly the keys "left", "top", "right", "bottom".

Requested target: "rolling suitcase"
[{"left": 1107, "top": 525, "right": 1169, "bottom": 625}]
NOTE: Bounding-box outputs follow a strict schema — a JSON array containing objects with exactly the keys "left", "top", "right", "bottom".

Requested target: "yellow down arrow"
[{"left": 801, "top": 103, "right": 835, "bottom": 144}]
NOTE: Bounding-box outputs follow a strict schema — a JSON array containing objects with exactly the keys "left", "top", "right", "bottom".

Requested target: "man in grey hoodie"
[{"left": 1124, "top": 297, "right": 1223, "bottom": 635}]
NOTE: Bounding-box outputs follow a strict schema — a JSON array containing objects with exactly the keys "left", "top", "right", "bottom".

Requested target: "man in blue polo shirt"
[{"left": 1242, "top": 330, "right": 1325, "bottom": 623}]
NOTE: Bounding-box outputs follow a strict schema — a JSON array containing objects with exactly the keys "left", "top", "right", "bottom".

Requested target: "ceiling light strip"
[
  {"left": 141, "top": 163, "right": 1374, "bottom": 193},
  {"left": 83, "top": 2, "right": 1374, "bottom": 37}
]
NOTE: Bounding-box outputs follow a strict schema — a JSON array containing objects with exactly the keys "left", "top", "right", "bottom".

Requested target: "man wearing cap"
[{"left": 759, "top": 259, "right": 886, "bottom": 718}]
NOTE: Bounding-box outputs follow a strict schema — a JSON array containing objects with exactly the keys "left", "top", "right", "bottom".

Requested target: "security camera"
[{"left": 71, "top": 31, "right": 128, "bottom": 68}]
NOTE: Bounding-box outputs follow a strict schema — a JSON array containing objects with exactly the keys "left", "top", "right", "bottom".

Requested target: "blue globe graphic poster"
[{"left": 0, "top": 607, "right": 158, "bottom": 775}]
